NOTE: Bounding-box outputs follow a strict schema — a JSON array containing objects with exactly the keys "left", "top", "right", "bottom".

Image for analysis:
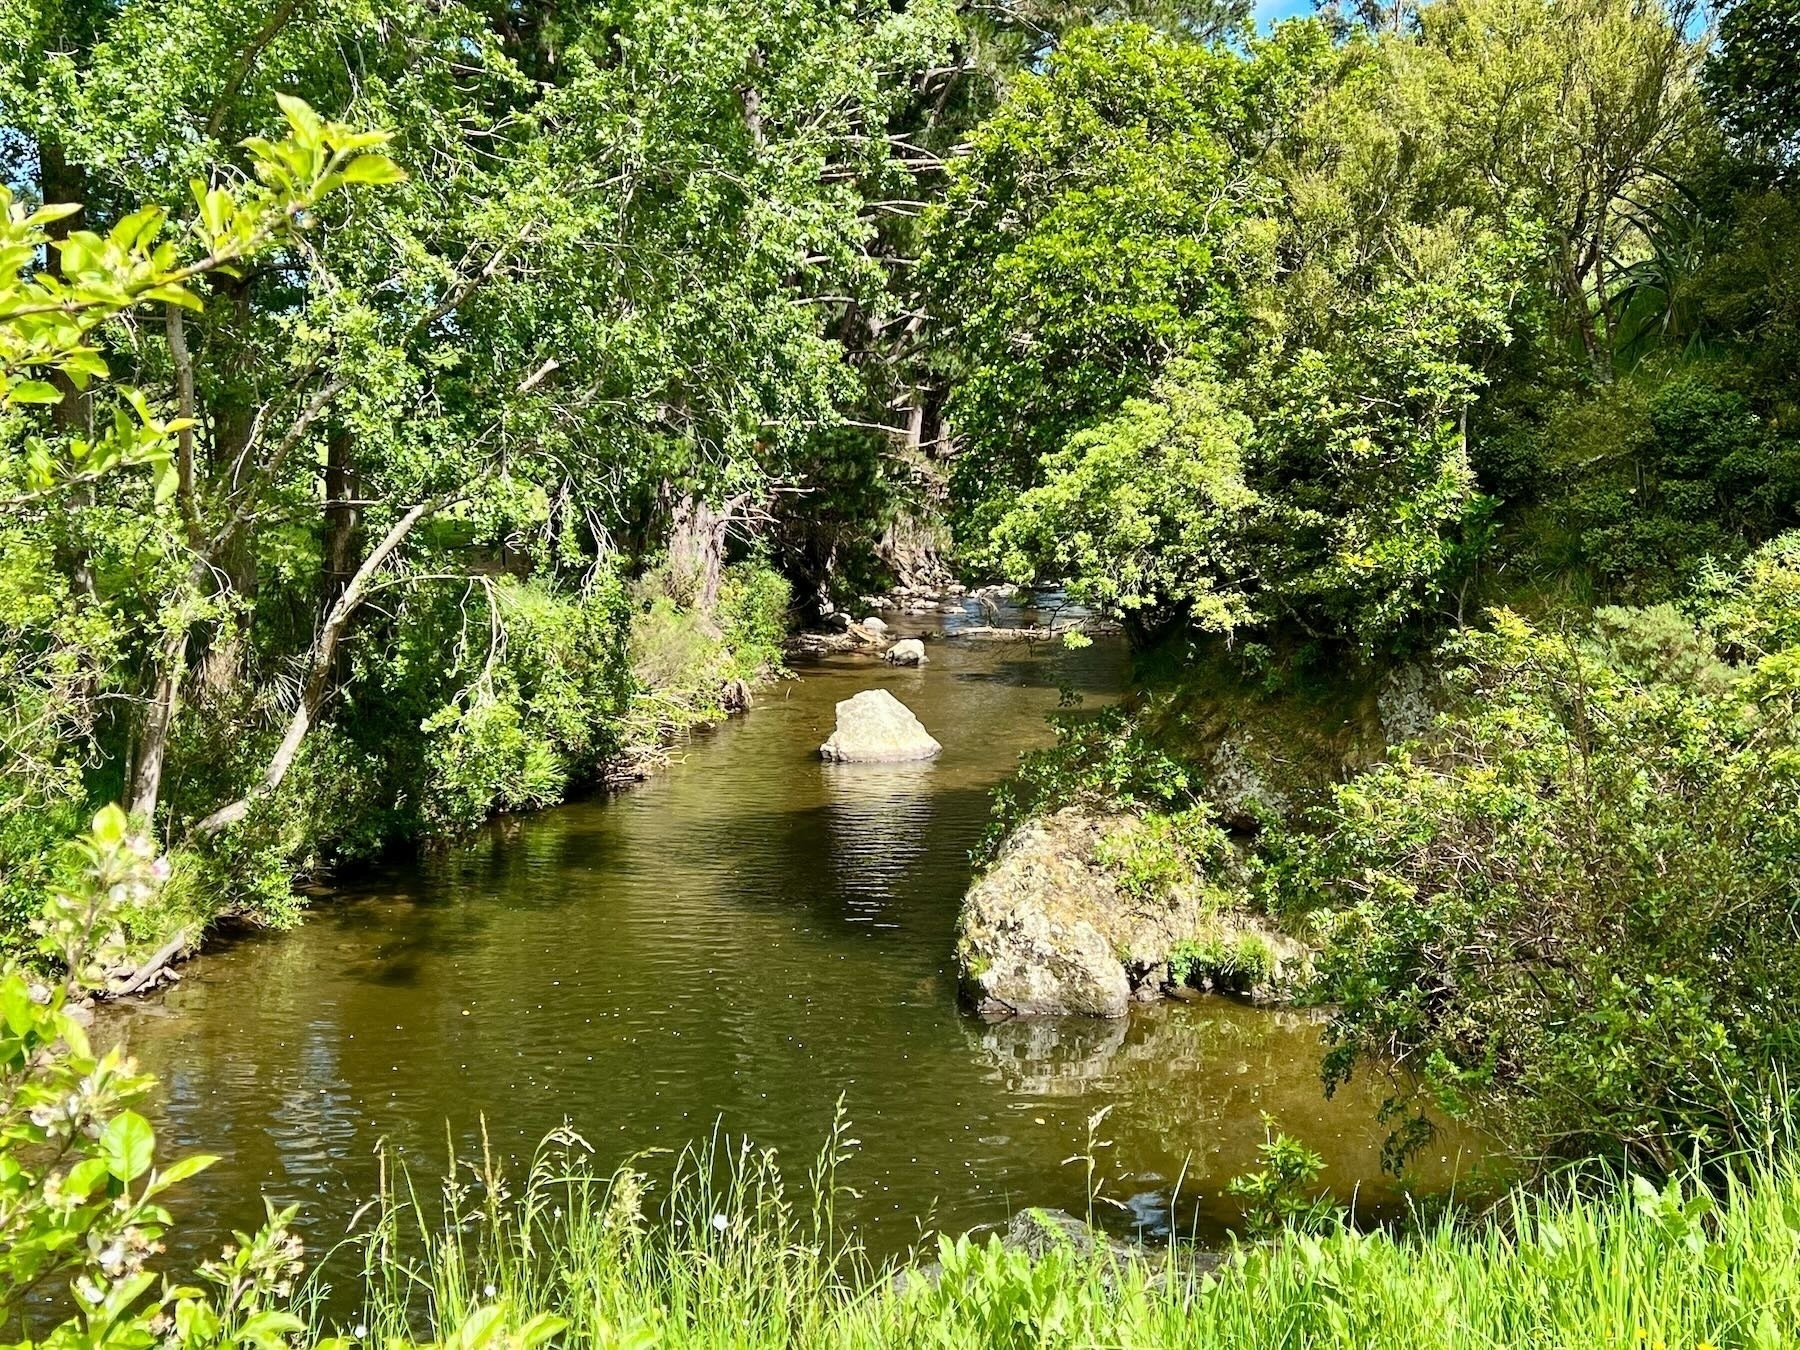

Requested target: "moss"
[{"left": 1170, "top": 932, "right": 1275, "bottom": 993}]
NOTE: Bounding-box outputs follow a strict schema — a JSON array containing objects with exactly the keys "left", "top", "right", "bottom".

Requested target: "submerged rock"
[
  {"left": 884, "top": 638, "right": 927, "bottom": 666},
  {"left": 819, "top": 688, "right": 942, "bottom": 763}
]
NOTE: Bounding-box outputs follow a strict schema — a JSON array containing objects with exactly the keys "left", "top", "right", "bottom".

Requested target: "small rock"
[
  {"left": 1005, "top": 1208, "right": 1103, "bottom": 1260},
  {"left": 861, "top": 615, "right": 888, "bottom": 635},
  {"left": 819, "top": 689, "right": 942, "bottom": 763},
  {"left": 883, "top": 638, "right": 927, "bottom": 666},
  {"left": 721, "top": 678, "right": 753, "bottom": 712}
]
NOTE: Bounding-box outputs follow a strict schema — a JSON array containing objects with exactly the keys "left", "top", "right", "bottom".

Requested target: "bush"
[
  {"left": 1552, "top": 370, "right": 1800, "bottom": 602},
  {"left": 1169, "top": 933, "right": 1274, "bottom": 993},
  {"left": 985, "top": 706, "right": 1205, "bottom": 858},
  {"left": 1279, "top": 553, "right": 1800, "bottom": 1170},
  {"left": 3, "top": 808, "right": 323, "bottom": 1350}
]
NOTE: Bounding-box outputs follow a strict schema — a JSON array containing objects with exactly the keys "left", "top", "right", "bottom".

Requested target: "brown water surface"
[{"left": 108, "top": 599, "right": 1482, "bottom": 1271}]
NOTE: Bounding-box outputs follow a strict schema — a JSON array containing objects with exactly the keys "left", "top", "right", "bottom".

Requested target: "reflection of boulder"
[
  {"left": 955, "top": 810, "right": 1212, "bottom": 1017},
  {"left": 818, "top": 689, "right": 942, "bottom": 763},
  {"left": 967, "top": 1012, "right": 1130, "bottom": 1095}
]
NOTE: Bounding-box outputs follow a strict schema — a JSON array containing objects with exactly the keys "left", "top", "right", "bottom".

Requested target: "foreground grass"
[{"left": 314, "top": 1123, "right": 1800, "bottom": 1350}]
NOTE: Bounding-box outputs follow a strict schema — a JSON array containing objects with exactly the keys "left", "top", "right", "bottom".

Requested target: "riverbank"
[
  {"left": 325, "top": 1123, "right": 1800, "bottom": 1349},
  {"left": 34, "top": 565, "right": 798, "bottom": 992}
]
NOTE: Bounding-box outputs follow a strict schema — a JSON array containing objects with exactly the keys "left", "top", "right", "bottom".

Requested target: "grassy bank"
[{"left": 321, "top": 1128, "right": 1800, "bottom": 1350}]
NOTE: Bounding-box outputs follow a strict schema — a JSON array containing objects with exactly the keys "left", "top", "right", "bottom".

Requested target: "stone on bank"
[
  {"left": 819, "top": 688, "right": 942, "bottom": 763},
  {"left": 955, "top": 807, "right": 1304, "bottom": 1018}
]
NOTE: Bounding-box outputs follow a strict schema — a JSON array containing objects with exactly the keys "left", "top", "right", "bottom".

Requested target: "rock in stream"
[{"left": 818, "top": 688, "right": 942, "bottom": 763}]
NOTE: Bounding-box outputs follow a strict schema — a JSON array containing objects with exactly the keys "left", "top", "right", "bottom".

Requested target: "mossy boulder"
[{"left": 956, "top": 808, "right": 1238, "bottom": 1018}]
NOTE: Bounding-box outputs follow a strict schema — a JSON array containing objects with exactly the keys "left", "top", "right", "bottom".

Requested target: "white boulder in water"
[
  {"left": 819, "top": 689, "right": 942, "bottom": 763},
  {"left": 884, "top": 638, "right": 927, "bottom": 666}
]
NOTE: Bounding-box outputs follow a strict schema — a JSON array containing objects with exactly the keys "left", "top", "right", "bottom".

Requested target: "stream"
[{"left": 107, "top": 598, "right": 1481, "bottom": 1279}]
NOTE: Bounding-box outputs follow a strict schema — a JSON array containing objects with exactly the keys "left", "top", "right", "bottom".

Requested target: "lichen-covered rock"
[
  {"left": 818, "top": 688, "right": 942, "bottom": 763},
  {"left": 1206, "top": 732, "right": 1292, "bottom": 831},
  {"left": 956, "top": 809, "right": 1212, "bottom": 1018},
  {"left": 1376, "top": 661, "right": 1442, "bottom": 743},
  {"left": 883, "top": 638, "right": 927, "bottom": 666}
]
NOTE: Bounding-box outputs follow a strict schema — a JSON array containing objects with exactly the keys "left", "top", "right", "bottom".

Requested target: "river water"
[{"left": 107, "top": 600, "right": 1479, "bottom": 1277}]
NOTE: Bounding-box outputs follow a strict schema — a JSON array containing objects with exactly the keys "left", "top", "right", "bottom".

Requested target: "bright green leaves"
[
  {"left": 1292, "top": 552, "right": 1800, "bottom": 1165},
  {"left": 926, "top": 25, "right": 1286, "bottom": 527},
  {"left": 2, "top": 814, "right": 300, "bottom": 1350},
  {"left": 234, "top": 94, "right": 405, "bottom": 238},
  {"left": 1, "top": 96, "right": 400, "bottom": 497},
  {"left": 992, "top": 361, "right": 1258, "bottom": 634},
  {"left": 99, "top": 1111, "right": 155, "bottom": 1183}
]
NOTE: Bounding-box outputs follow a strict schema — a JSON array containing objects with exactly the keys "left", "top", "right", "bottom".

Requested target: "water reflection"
[{"left": 965, "top": 1000, "right": 1474, "bottom": 1237}]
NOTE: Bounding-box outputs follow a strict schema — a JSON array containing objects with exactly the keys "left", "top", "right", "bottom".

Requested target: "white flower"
[
  {"left": 352, "top": 1326, "right": 368, "bottom": 1340},
  {"left": 711, "top": 1214, "right": 729, "bottom": 1233},
  {"left": 483, "top": 1284, "right": 497, "bottom": 1299}
]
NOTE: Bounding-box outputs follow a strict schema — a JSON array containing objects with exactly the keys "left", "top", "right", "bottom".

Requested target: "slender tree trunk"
[
  {"left": 129, "top": 621, "right": 191, "bottom": 821},
  {"left": 323, "top": 424, "right": 360, "bottom": 606},
  {"left": 190, "top": 494, "right": 453, "bottom": 839}
]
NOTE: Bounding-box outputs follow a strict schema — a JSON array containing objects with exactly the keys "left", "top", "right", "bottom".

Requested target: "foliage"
[
  {"left": 1, "top": 806, "right": 321, "bottom": 1350},
  {"left": 1168, "top": 932, "right": 1273, "bottom": 993},
  {"left": 983, "top": 706, "right": 1205, "bottom": 858},
  {"left": 0, "top": 0, "right": 958, "bottom": 949},
  {"left": 326, "top": 1117, "right": 1800, "bottom": 1349},
  {"left": 1706, "top": 0, "right": 1800, "bottom": 170},
  {"left": 1225, "top": 1120, "right": 1337, "bottom": 1238},
  {"left": 926, "top": 15, "right": 1541, "bottom": 648},
  {"left": 1280, "top": 550, "right": 1800, "bottom": 1170},
  {"left": 1541, "top": 368, "right": 1800, "bottom": 601}
]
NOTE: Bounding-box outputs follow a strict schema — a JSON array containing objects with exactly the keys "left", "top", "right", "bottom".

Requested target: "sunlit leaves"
[{"left": 0, "top": 96, "right": 400, "bottom": 496}]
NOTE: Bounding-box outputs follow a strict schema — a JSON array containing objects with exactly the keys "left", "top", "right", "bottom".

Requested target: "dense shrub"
[
  {"left": 1553, "top": 371, "right": 1800, "bottom": 601},
  {"left": 1280, "top": 544, "right": 1800, "bottom": 1169}
]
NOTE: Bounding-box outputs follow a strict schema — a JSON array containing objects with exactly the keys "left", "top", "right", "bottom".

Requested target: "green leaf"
[
  {"left": 101, "top": 1109, "right": 156, "bottom": 1182},
  {"left": 65, "top": 1156, "right": 114, "bottom": 1201},
  {"left": 90, "top": 803, "right": 129, "bottom": 845},
  {"left": 336, "top": 155, "right": 407, "bottom": 186},
  {"left": 239, "top": 1310, "right": 307, "bottom": 1348},
  {"left": 152, "top": 1153, "right": 218, "bottom": 1191},
  {"left": 8, "top": 380, "right": 63, "bottom": 405},
  {"left": 275, "top": 94, "right": 324, "bottom": 143}
]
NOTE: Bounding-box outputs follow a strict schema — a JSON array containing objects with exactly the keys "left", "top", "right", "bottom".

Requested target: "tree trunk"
[
  {"left": 323, "top": 424, "right": 360, "bottom": 606},
  {"left": 666, "top": 493, "right": 732, "bottom": 613},
  {"left": 130, "top": 621, "right": 190, "bottom": 822},
  {"left": 190, "top": 495, "right": 452, "bottom": 839}
]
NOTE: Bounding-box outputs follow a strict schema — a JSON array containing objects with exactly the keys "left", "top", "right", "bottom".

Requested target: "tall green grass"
[{"left": 316, "top": 1120, "right": 1800, "bottom": 1349}]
